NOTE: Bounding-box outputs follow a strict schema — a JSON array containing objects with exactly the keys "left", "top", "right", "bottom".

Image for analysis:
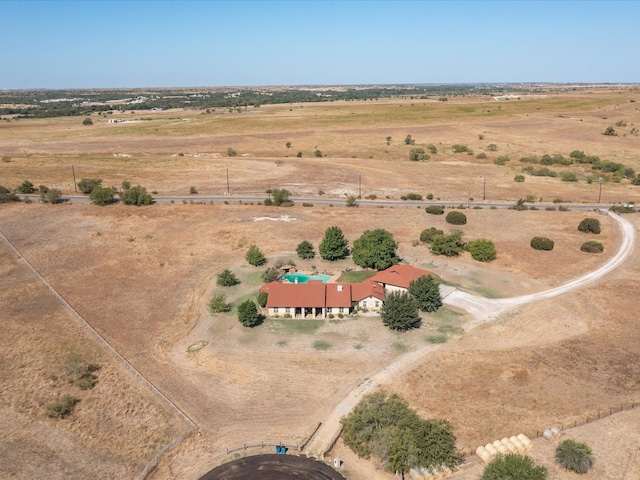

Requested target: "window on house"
[
  {"left": 375, "top": 301, "right": 380, "bottom": 307},
  {"left": 339, "top": 307, "right": 344, "bottom": 313},
  {"left": 285, "top": 307, "right": 291, "bottom": 314},
  {"left": 362, "top": 301, "right": 367, "bottom": 307},
  {"left": 274, "top": 308, "right": 279, "bottom": 313}
]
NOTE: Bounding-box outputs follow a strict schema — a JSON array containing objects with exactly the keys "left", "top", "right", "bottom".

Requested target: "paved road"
[
  {"left": 22, "top": 193, "right": 619, "bottom": 211},
  {"left": 304, "top": 211, "right": 635, "bottom": 457}
]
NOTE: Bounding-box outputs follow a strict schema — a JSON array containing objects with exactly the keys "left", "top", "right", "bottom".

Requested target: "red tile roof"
[
  {"left": 326, "top": 284, "right": 352, "bottom": 307},
  {"left": 351, "top": 280, "right": 385, "bottom": 302},
  {"left": 260, "top": 281, "right": 325, "bottom": 307},
  {"left": 370, "top": 264, "right": 433, "bottom": 289}
]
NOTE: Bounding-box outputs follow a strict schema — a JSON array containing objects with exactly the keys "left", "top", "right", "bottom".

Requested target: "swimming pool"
[{"left": 281, "top": 273, "right": 332, "bottom": 284}]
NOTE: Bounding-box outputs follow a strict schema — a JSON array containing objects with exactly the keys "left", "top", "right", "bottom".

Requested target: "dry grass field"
[{"left": 1, "top": 86, "right": 640, "bottom": 479}]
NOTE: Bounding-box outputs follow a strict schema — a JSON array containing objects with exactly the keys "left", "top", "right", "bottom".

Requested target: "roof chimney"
[{"left": 337, "top": 284, "right": 343, "bottom": 291}]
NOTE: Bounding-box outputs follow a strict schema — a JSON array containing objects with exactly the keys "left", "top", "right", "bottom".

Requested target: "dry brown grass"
[{"left": 1, "top": 87, "right": 640, "bottom": 479}]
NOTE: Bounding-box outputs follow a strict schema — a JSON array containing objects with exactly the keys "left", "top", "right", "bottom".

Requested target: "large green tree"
[
  {"left": 408, "top": 275, "right": 442, "bottom": 312},
  {"left": 272, "top": 188, "right": 292, "bottom": 206},
  {"left": 381, "top": 291, "right": 421, "bottom": 331},
  {"left": 319, "top": 226, "right": 349, "bottom": 261},
  {"left": 89, "top": 187, "right": 115, "bottom": 206},
  {"left": 120, "top": 184, "right": 153, "bottom": 206},
  {"left": 352, "top": 229, "right": 399, "bottom": 270},
  {"left": 341, "top": 391, "right": 462, "bottom": 476},
  {"left": 77, "top": 178, "right": 102, "bottom": 194}
]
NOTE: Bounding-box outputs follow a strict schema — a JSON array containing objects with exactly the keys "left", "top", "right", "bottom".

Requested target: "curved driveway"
[{"left": 304, "top": 211, "right": 635, "bottom": 457}]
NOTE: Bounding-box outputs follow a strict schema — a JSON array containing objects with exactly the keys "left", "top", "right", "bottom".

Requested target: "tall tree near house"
[
  {"left": 352, "top": 228, "right": 398, "bottom": 270},
  {"left": 319, "top": 226, "right": 349, "bottom": 261},
  {"left": 408, "top": 275, "right": 442, "bottom": 312},
  {"left": 380, "top": 291, "right": 421, "bottom": 331}
]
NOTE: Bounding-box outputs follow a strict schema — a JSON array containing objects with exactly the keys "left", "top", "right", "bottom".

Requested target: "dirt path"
[{"left": 304, "top": 211, "right": 635, "bottom": 457}]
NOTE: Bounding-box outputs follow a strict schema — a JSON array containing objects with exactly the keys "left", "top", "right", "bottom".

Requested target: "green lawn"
[
  {"left": 337, "top": 270, "right": 377, "bottom": 283},
  {"left": 263, "top": 318, "right": 324, "bottom": 334}
]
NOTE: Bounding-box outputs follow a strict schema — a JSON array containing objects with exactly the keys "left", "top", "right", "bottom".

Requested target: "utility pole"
[
  {"left": 72, "top": 164, "right": 77, "bottom": 192},
  {"left": 358, "top": 173, "right": 361, "bottom": 198},
  {"left": 483, "top": 176, "right": 486, "bottom": 201},
  {"left": 226, "top": 168, "right": 230, "bottom": 195},
  {"left": 598, "top": 177, "right": 603, "bottom": 203}
]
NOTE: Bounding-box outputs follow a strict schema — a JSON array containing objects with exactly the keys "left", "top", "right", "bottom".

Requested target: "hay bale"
[
  {"left": 550, "top": 426, "right": 561, "bottom": 437},
  {"left": 509, "top": 436, "right": 526, "bottom": 451},
  {"left": 501, "top": 437, "right": 518, "bottom": 453},
  {"left": 543, "top": 429, "right": 554, "bottom": 440},
  {"left": 517, "top": 433, "right": 533, "bottom": 449},
  {"left": 410, "top": 467, "right": 424, "bottom": 480},
  {"left": 493, "top": 440, "right": 509, "bottom": 454},
  {"left": 485, "top": 443, "right": 499, "bottom": 456},
  {"left": 476, "top": 446, "right": 493, "bottom": 463},
  {"left": 420, "top": 467, "right": 435, "bottom": 479}
]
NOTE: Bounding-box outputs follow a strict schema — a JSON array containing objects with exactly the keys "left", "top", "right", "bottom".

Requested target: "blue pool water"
[{"left": 281, "top": 273, "right": 332, "bottom": 284}]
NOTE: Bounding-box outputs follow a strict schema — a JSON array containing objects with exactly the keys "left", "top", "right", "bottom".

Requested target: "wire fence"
[
  {"left": 0, "top": 230, "right": 197, "bottom": 480},
  {"left": 227, "top": 423, "right": 322, "bottom": 455},
  {"left": 529, "top": 400, "right": 638, "bottom": 440}
]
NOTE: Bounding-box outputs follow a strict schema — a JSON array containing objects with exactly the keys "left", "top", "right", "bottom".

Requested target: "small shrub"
[
  {"left": 237, "top": 299, "right": 259, "bottom": 327},
  {"left": 82, "top": 117, "right": 93, "bottom": 126},
  {"left": 264, "top": 198, "right": 273, "bottom": 206},
  {"left": 217, "top": 269, "right": 240, "bottom": 286},
  {"left": 257, "top": 291, "right": 268, "bottom": 307},
  {"left": 425, "top": 205, "right": 445, "bottom": 215},
  {"left": 452, "top": 144, "right": 469, "bottom": 153},
  {"left": 77, "top": 178, "right": 102, "bottom": 194},
  {"left": 476, "top": 152, "right": 487, "bottom": 159},
  {"left": 402, "top": 192, "right": 422, "bottom": 201},
  {"left": 262, "top": 267, "right": 279, "bottom": 283},
  {"left": 404, "top": 134, "right": 415, "bottom": 145},
  {"left": 420, "top": 227, "right": 444, "bottom": 243},
  {"left": 487, "top": 144, "right": 498, "bottom": 152},
  {"left": 208, "top": 292, "right": 232, "bottom": 313},
  {"left": 556, "top": 439, "right": 594, "bottom": 474},
  {"left": 467, "top": 239, "right": 497, "bottom": 262},
  {"left": 409, "top": 148, "right": 429, "bottom": 161},
  {"left": 494, "top": 155, "right": 510, "bottom": 165},
  {"left": 89, "top": 187, "right": 115, "bottom": 206},
  {"left": 227, "top": 147, "right": 237, "bottom": 157},
  {"left": 296, "top": 240, "right": 315, "bottom": 259},
  {"left": 296, "top": 151, "right": 302, "bottom": 157},
  {"left": 581, "top": 240, "right": 604, "bottom": 253},
  {"left": 531, "top": 237, "right": 554, "bottom": 251},
  {"left": 561, "top": 171, "right": 578, "bottom": 182},
  {"left": 603, "top": 126, "right": 617, "bottom": 136},
  {"left": 578, "top": 217, "right": 601, "bottom": 234},
  {"left": 514, "top": 175, "right": 525, "bottom": 182},
  {"left": 314, "top": 149, "right": 323, "bottom": 157},
  {"left": 482, "top": 453, "right": 548, "bottom": 480},
  {"left": 190, "top": 186, "right": 198, "bottom": 194},
  {"left": 609, "top": 205, "right": 635, "bottom": 214},
  {"left": 302, "top": 202, "right": 313, "bottom": 207},
  {"left": 446, "top": 211, "right": 467, "bottom": 225},
  {"left": 18, "top": 180, "right": 35, "bottom": 194},
  {"left": 46, "top": 395, "right": 80, "bottom": 419},
  {"left": 426, "top": 193, "right": 433, "bottom": 200},
  {"left": 427, "top": 143, "right": 437, "bottom": 154}
]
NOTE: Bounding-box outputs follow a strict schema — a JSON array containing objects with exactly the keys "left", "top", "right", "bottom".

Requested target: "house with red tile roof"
[
  {"left": 370, "top": 264, "right": 434, "bottom": 293},
  {"left": 259, "top": 265, "right": 432, "bottom": 319}
]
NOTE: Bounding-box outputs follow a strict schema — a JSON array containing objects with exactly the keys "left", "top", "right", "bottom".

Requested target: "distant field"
[{"left": 1, "top": 85, "right": 640, "bottom": 480}]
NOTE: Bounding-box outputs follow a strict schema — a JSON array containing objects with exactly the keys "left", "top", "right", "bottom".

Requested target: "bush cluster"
[
  {"left": 531, "top": 237, "right": 554, "bottom": 251},
  {"left": 446, "top": 211, "right": 467, "bottom": 225},
  {"left": 578, "top": 217, "right": 601, "bottom": 234},
  {"left": 425, "top": 205, "right": 445, "bottom": 215},
  {"left": 581, "top": 241, "right": 604, "bottom": 253},
  {"left": 555, "top": 439, "right": 594, "bottom": 474}
]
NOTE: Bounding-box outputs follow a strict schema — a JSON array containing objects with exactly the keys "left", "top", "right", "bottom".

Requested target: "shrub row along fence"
[{"left": 0, "top": 231, "right": 197, "bottom": 480}]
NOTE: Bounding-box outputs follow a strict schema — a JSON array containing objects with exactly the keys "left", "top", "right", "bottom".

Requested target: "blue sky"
[{"left": 2, "top": 0, "right": 638, "bottom": 89}]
